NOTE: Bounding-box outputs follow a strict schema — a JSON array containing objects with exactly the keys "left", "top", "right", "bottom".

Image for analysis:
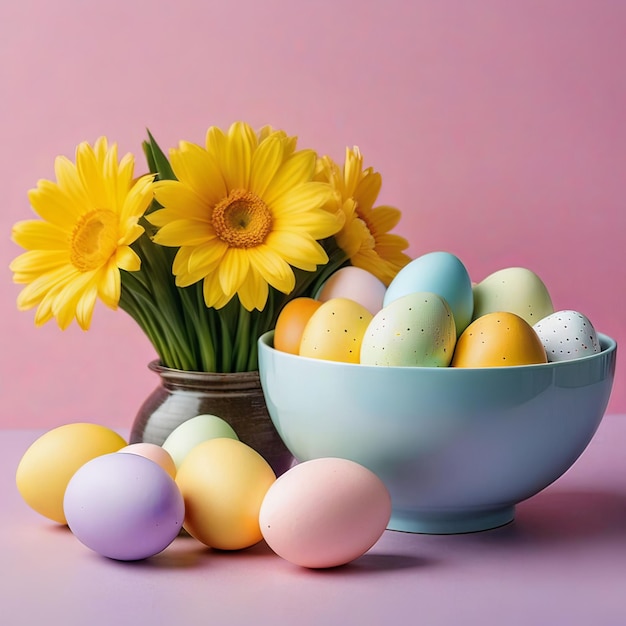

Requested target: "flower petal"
[{"left": 262, "top": 149, "right": 316, "bottom": 206}]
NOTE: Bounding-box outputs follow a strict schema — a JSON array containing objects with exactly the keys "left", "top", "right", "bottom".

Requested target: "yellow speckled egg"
[
  {"left": 175, "top": 438, "right": 276, "bottom": 550},
  {"left": 16, "top": 423, "right": 127, "bottom": 524},
  {"left": 452, "top": 311, "right": 548, "bottom": 367},
  {"left": 299, "top": 297, "right": 373, "bottom": 363}
]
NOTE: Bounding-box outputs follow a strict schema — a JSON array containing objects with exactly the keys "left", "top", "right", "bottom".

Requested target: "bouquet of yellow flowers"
[{"left": 10, "top": 121, "right": 410, "bottom": 372}]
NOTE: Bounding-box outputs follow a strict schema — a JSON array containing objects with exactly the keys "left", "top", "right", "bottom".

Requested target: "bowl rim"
[{"left": 258, "top": 330, "right": 616, "bottom": 373}]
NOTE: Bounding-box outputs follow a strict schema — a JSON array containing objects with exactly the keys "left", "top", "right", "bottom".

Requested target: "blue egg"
[{"left": 383, "top": 251, "right": 473, "bottom": 337}]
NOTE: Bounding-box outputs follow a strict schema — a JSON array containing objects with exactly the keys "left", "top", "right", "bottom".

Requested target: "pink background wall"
[{"left": 1, "top": 0, "right": 624, "bottom": 429}]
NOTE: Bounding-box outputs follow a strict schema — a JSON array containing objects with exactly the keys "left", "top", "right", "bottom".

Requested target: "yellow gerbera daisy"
[
  {"left": 10, "top": 138, "right": 154, "bottom": 330},
  {"left": 148, "top": 121, "right": 341, "bottom": 311},
  {"left": 317, "top": 147, "right": 411, "bottom": 286}
]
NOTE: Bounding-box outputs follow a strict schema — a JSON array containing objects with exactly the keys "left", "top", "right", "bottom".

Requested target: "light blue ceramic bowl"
[{"left": 258, "top": 331, "right": 617, "bottom": 534}]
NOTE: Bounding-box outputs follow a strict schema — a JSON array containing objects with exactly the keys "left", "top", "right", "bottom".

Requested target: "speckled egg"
[
  {"left": 299, "top": 297, "right": 373, "bottom": 363},
  {"left": 533, "top": 310, "right": 601, "bottom": 361},
  {"left": 360, "top": 292, "right": 456, "bottom": 366},
  {"left": 452, "top": 311, "right": 548, "bottom": 367},
  {"left": 383, "top": 251, "right": 474, "bottom": 337}
]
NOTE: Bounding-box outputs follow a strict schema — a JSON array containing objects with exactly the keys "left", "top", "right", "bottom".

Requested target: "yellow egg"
[
  {"left": 451, "top": 311, "right": 548, "bottom": 367},
  {"left": 16, "top": 423, "right": 127, "bottom": 524},
  {"left": 175, "top": 438, "right": 276, "bottom": 550},
  {"left": 299, "top": 297, "right": 373, "bottom": 363}
]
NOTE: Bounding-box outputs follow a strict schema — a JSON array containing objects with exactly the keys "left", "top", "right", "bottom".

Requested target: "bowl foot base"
[{"left": 388, "top": 505, "right": 515, "bottom": 534}]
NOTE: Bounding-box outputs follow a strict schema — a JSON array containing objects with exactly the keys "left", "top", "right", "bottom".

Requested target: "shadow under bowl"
[{"left": 258, "top": 331, "right": 617, "bottom": 534}]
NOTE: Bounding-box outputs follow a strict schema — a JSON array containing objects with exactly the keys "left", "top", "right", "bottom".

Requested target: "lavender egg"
[{"left": 64, "top": 452, "right": 185, "bottom": 561}]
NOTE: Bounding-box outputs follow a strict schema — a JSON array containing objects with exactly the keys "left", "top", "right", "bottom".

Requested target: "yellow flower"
[
  {"left": 318, "top": 147, "right": 411, "bottom": 286},
  {"left": 10, "top": 138, "right": 154, "bottom": 330},
  {"left": 148, "top": 121, "right": 341, "bottom": 311}
]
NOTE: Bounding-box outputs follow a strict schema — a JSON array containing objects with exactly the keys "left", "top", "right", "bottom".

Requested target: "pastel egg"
[
  {"left": 117, "top": 443, "right": 177, "bottom": 478},
  {"left": 175, "top": 438, "right": 276, "bottom": 550},
  {"left": 317, "top": 266, "right": 387, "bottom": 315},
  {"left": 274, "top": 297, "right": 323, "bottom": 354},
  {"left": 299, "top": 298, "right": 373, "bottom": 363},
  {"left": 16, "top": 423, "right": 127, "bottom": 524},
  {"left": 472, "top": 267, "right": 554, "bottom": 325},
  {"left": 533, "top": 310, "right": 601, "bottom": 362},
  {"left": 360, "top": 292, "right": 456, "bottom": 366},
  {"left": 162, "top": 414, "right": 239, "bottom": 470},
  {"left": 452, "top": 311, "right": 548, "bottom": 367},
  {"left": 63, "top": 452, "right": 185, "bottom": 561},
  {"left": 383, "top": 251, "right": 474, "bottom": 337},
  {"left": 259, "top": 457, "right": 391, "bottom": 569}
]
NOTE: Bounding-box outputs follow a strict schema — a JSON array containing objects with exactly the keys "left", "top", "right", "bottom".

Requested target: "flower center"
[
  {"left": 70, "top": 209, "right": 119, "bottom": 272},
  {"left": 212, "top": 190, "right": 272, "bottom": 248}
]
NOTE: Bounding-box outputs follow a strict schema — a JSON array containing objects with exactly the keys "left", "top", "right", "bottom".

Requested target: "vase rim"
[{"left": 148, "top": 360, "right": 261, "bottom": 387}]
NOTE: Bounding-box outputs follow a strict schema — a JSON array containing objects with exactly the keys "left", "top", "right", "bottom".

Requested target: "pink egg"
[
  {"left": 317, "top": 266, "right": 386, "bottom": 315},
  {"left": 118, "top": 443, "right": 177, "bottom": 478},
  {"left": 259, "top": 457, "right": 391, "bottom": 568}
]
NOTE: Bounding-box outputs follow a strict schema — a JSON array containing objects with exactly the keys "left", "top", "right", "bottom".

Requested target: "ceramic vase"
[{"left": 130, "top": 360, "right": 294, "bottom": 476}]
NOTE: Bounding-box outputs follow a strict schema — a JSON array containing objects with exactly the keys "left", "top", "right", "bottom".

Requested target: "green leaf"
[
  {"left": 142, "top": 140, "right": 157, "bottom": 175},
  {"left": 144, "top": 129, "right": 176, "bottom": 181}
]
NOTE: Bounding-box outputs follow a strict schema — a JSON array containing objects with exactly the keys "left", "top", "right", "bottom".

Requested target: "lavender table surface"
[{"left": 3, "top": 417, "right": 626, "bottom": 626}]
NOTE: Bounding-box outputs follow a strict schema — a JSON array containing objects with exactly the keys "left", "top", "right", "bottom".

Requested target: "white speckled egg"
[
  {"left": 317, "top": 266, "right": 387, "bottom": 315},
  {"left": 472, "top": 267, "right": 554, "bottom": 325},
  {"left": 383, "top": 251, "right": 473, "bottom": 337},
  {"left": 259, "top": 457, "right": 391, "bottom": 569},
  {"left": 360, "top": 292, "right": 456, "bottom": 366},
  {"left": 533, "top": 310, "right": 601, "bottom": 361}
]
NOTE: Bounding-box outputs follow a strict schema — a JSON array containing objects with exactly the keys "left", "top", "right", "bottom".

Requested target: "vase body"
[{"left": 130, "top": 361, "right": 294, "bottom": 476}]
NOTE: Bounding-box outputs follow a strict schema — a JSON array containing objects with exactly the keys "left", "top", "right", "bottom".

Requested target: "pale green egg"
[
  {"left": 472, "top": 267, "right": 554, "bottom": 325},
  {"left": 162, "top": 414, "right": 239, "bottom": 470},
  {"left": 360, "top": 292, "right": 456, "bottom": 367}
]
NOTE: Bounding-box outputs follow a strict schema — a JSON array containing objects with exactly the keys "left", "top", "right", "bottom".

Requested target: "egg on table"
[
  {"left": 63, "top": 452, "right": 185, "bottom": 561},
  {"left": 161, "top": 414, "right": 239, "bottom": 470},
  {"left": 16, "top": 423, "right": 127, "bottom": 524},
  {"left": 175, "top": 437, "right": 276, "bottom": 550},
  {"left": 259, "top": 457, "right": 391, "bottom": 569},
  {"left": 117, "top": 442, "right": 177, "bottom": 479}
]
